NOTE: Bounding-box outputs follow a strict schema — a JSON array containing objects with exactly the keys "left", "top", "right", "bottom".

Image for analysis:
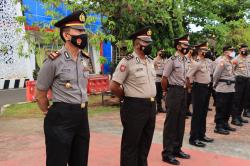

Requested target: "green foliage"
[
  {"left": 15, "top": 0, "right": 250, "bottom": 60},
  {"left": 98, "top": 56, "right": 107, "bottom": 65}
]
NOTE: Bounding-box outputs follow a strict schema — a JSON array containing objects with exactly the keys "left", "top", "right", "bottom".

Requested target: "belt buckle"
[
  {"left": 81, "top": 103, "right": 85, "bottom": 109},
  {"left": 150, "top": 97, "right": 155, "bottom": 102}
]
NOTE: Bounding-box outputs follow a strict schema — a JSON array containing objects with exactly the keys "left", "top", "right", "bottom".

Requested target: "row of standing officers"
[
  {"left": 36, "top": 10, "right": 250, "bottom": 166},
  {"left": 111, "top": 26, "right": 250, "bottom": 165}
]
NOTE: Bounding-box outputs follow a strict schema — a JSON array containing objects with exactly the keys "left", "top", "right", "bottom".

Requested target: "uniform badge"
[
  {"left": 120, "top": 65, "right": 126, "bottom": 72},
  {"left": 136, "top": 57, "right": 140, "bottom": 64},
  {"left": 65, "top": 81, "right": 72, "bottom": 89},
  {"left": 64, "top": 52, "right": 71, "bottom": 60}
]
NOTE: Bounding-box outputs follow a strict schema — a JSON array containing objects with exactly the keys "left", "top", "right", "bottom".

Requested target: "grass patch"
[{"left": 0, "top": 95, "right": 118, "bottom": 119}]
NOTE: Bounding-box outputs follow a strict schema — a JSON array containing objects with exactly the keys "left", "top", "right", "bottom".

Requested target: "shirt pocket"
[{"left": 135, "top": 71, "right": 147, "bottom": 84}]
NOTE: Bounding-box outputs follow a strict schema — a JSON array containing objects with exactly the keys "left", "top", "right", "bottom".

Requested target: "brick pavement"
[{"left": 0, "top": 104, "right": 250, "bottom": 166}]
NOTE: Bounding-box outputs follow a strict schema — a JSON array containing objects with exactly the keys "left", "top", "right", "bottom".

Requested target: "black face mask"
[
  {"left": 141, "top": 44, "right": 152, "bottom": 55},
  {"left": 180, "top": 47, "right": 189, "bottom": 55},
  {"left": 70, "top": 34, "right": 88, "bottom": 49},
  {"left": 241, "top": 50, "right": 248, "bottom": 56}
]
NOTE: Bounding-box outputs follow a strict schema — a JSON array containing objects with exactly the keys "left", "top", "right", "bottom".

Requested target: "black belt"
[
  {"left": 156, "top": 74, "right": 163, "bottom": 77},
  {"left": 236, "top": 76, "right": 248, "bottom": 80},
  {"left": 168, "top": 84, "right": 186, "bottom": 89},
  {"left": 53, "top": 102, "right": 88, "bottom": 109},
  {"left": 124, "top": 97, "right": 155, "bottom": 103},
  {"left": 193, "top": 82, "right": 209, "bottom": 88},
  {"left": 218, "top": 79, "right": 235, "bottom": 85}
]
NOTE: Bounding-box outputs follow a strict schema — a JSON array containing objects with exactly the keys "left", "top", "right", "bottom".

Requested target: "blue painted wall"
[{"left": 22, "top": 0, "right": 112, "bottom": 73}]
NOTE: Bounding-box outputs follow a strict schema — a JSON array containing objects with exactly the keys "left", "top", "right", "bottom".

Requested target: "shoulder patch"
[
  {"left": 170, "top": 56, "right": 177, "bottom": 60},
  {"left": 125, "top": 54, "right": 134, "bottom": 60}
]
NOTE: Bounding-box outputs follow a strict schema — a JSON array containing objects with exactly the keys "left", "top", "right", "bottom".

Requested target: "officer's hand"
[
  {"left": 163, "top": 91, "right": 167, "bottom": 98},
  {"left": 48, "top": 51, "right": 61, "bottom": 60},
  {"left": 42, "top": 110, "right": 48, "bottom": 115}
]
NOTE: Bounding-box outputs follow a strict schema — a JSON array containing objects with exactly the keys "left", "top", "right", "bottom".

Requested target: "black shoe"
[
  {"left": 214, "top": 128, "right": 230, "bottom": 135},
  {"left": 162, "top": 156, "right": 180, "bottom": 165},
  {"left": 174, "top": 151, "right": 191, "bottom": 159},
  {"left": 189, "top": 139, "right": 206, "bottom": 147},
  {"left": 243, "top": 109, "right": 250, "bottom": 118},
  {"left": 231, "top": 119, "right": 243, "bottom": 126},
  {"left": 200, "top": 136, "right": 214, "bottom": 143},
  {"left": 239, "top": 117, "right": 248, "bottom": 123},
  {"left": 224, "top": 125, "right": 236, "bottom": 132}
]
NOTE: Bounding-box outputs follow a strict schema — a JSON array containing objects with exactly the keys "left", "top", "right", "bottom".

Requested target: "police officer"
[
  {"left": 161, "top": 34, "right": 191, "bottom": 165},
  {"left": 204, "top": 49, "right": 216, "bottom": 111},
  {"left": 154, "top": 49, "right": 167, "bottom": 113},
  {"left": 110, "top": 26, "right": 156, "bottom": 166},
  {"left": 186, "top": 42, "right": 214, "bottom": 148},
  {"left": 35, "top": 11, "right": 90, "bottom": 166},
  {"left": 231, "top": 44, "right": 250, "bottom": 126},
  {"left": 185, "top": 48, "right": 196, "bottom": 118},
  {"left": 213, "top": 45, "right": 236, "bottom": 135},
  {"left": 231, "top": 44, "right": 250, "bottom": 125}
]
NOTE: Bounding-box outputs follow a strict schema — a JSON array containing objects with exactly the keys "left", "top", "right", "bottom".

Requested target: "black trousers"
[
  {"left": 243, "top": 78, "right": 250, "bottom": 110},
  {"left": 155, "top": 82, "right": 163, "bottom": 105},
  {"left": 190, "top": 84, "right": 209, "bottom": 141},
  {"left": 215, "top": 92, "right": 234, "bottom": 128},
  {"left": 120, "top": 97, "right": 156, "bottom": 166},
  {"left": 44, "top": 102, "right": 90, "bottom": 166},
  {"left": 162, "top": 86, "right": 187, "bottom": 157},
  {"left": 232, "top": 76, "right": 248, "bottom": 119},
  {"left": 186, "top": 91, "right": 192, "bottom": 112}
]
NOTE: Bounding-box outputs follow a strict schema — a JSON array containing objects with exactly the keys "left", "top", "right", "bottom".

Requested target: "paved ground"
[
  {"left": 0, "top": 89, "right": 26, "bottom": 108},
  {"left": 0, "top": 103, "right": 250, "bottom": 166}
]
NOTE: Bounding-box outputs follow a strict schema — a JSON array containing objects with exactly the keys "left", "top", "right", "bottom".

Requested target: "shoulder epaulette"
[
  {"left": 170, "top": 56, "right": 177, "bottom": 60},
  {"left": 125, "top": 54, "right": 134, "bottom": 60},
  {"left": 80, "top": 51, "right": 90, "bottom": 59}
]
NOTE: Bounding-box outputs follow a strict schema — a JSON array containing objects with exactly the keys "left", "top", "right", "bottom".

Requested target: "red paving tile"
[{"left": 1, "top": 132, "right": 250, "bottom": 166}]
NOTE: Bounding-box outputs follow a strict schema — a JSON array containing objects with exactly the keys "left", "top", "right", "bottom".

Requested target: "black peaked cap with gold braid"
[{"left": 54, "top": 10, "right": 86, "bottom": 30}]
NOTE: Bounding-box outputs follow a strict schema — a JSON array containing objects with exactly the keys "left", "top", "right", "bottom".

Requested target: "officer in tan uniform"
[
  {"left": 154, "top": 49, "right": 167, "bottom": 113},
  {"left": 35, "top": 11, "right": 90, "bottom": 166},
  {"left": 186, "top": 42, "right": 214, "bottom": 148},
  {"left": 110, "top": 26, "right": 156, "bottom": 166},
  {"left": 161, "top": 34, "right": 191, "bottom": 165},
  {"left": 213, "top": 45, "right": 236, "bottom": 135},
  {"left": 185, "top": 48, "right": 196, "bottom": 118},
  {"left": 231, "top": 44, "right": 250, "bottom": 126}
]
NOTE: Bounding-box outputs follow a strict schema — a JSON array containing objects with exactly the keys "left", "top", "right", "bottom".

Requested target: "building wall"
[{"left": 0, "top": 0, "right": 35, "bottom": 88}]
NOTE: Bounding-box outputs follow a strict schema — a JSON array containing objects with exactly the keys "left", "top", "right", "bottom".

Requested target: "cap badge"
[
  {"left": 79, "top": 13, "right": 85, "bottom": 22},
  {"left": 147, "top": 29, "right": 152, "bottom": 36}
]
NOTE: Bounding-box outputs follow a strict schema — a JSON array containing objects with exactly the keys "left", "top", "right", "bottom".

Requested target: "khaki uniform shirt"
[
  {"left": 213, "top": 56, "right": 235, "bottom": 93},
  {"left": 153, "top": 56, "right": 165, "bottom": 82},
  {"left": 163, "top": 52, "right": 189, "bottom": 87},
  {"left": 187, "top": 58, "right": 211, "bottom": 84},
  {"left": 37, "top": 46, "right": 89, "bottom": 104},
  {"left": 233, "top": 55, "right": 250, "bottom": 78},
  {"left": 112, "top": 51, "right": 156, "bottom": 98},
  {"left": 205, "top": 58, "right": 214, "bottom": 76}
]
